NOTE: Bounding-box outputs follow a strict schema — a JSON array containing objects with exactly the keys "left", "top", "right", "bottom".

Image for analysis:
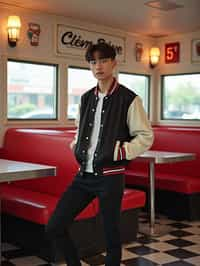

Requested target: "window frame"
[
  {"left": 161, "top": 72, "right": 200, "bottom": 121},
  {"left": 7, "top": 58, "right": 59, "bottom": 121}
]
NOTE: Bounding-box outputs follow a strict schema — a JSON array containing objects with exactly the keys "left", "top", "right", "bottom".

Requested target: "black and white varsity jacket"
[{"left": 72, "top": 78, "right": 154, "bottom": 176}]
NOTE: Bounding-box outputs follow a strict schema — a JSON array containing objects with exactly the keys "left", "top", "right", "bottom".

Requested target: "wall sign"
[
  {"left": 135, "top": 42, "right": 143, "bottom": 62},
  {"left": 27, "top": 23, "right": 41, "bottom": 46},
  {"left": 56, "top": 24, "right": 126, "bottom": 62},
  {"left": 191, "top": 39, "right": 200, "bottom": 63},
  {"left": 165, "top": 42, "right": 180, "bottom": 63}
]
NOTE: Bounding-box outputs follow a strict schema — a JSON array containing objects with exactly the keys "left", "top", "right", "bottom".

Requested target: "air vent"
[{"left": 145, "top": 0, "right": 184, "bottom": 11}]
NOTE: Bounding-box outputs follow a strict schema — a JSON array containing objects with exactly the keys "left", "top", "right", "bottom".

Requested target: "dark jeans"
[{"left": 45, "top": 172, "right": 124, "bottom": 266}]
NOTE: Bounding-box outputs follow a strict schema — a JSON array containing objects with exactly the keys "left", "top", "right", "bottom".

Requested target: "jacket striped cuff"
[{"left": 117, "top": 146, "right": 126, "bottom": 160}]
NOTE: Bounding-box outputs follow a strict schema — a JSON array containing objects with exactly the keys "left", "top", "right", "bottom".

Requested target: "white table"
[
  {"left": 0, "top": 159, "right": 56, "bottom": 265},
  {"left": 137, "top": 150, "right": 196, "bottom": 236}
]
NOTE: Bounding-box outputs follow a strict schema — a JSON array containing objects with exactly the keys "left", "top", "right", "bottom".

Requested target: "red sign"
[{"left": 165, "top": 42, "right": 180, "bottom": 63}]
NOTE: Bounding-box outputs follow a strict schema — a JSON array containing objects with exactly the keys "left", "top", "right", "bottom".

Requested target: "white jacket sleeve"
[{"left": 122, "top": 96, "right": 154, "bottom": 160}]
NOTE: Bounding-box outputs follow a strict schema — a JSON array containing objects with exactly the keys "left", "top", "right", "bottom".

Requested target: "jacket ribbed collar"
[{"left": 94, "top": 77, "right": 119, "bottom": 96}]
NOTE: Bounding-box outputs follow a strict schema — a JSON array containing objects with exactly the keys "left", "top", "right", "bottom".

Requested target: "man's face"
[{"left": 89, "top": 51, "right": 116, "bottom": 81}]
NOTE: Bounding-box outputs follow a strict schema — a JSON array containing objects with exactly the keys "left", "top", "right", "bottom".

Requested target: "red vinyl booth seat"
[
  {"left": 0, "top": 128, "right": 146, "bottom": 225},
  {"left": 0, "top": 184, "right": 97, "bottom": 224},
  {"left": 125, "top": 127, "right": 200, "bottom": 194}
]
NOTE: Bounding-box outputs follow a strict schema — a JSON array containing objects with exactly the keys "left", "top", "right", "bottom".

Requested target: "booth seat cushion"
[
  {"left": 0, "top": 184, "right": 97, "bottom": 225},
  {"left": 121, "top": 189, "right": 146, "bottom": 210},
  {"left": 125, "top": 170, "right": 200, "bottom": 194}
]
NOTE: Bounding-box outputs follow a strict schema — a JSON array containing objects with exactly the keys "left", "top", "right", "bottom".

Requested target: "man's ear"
[{"left": 112, "top": 59, "right": 117, "bottom": 68}]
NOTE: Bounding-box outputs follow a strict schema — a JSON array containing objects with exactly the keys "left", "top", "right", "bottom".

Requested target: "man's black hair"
[{"left": 85, "top": 42, "right": 116, "bottom": 62}]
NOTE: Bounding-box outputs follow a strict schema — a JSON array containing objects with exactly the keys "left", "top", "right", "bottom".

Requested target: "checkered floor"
[{"left": 2, "top": 213, "right": 200, "bottom": 266}]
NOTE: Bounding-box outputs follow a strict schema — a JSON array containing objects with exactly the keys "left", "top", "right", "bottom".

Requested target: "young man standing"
[{"left": 46, "top": 43, "right": 154, "bottom": 266}]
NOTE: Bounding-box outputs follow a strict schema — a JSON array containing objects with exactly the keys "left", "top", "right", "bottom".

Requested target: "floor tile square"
[
  {"left": 159, "top": 218, "right": 177, "bottom": 225},
  {"left": 169, "top": 223, "right": 191, "bottom": 229},
  {"left": 184, "top": 255, "right": 200, "bottom": 265},
  {"left": 162, "top": 261, "right": 194, "bottom": 266},
  {"left": 166, "top": 238, "right": 195, "bottom": 248},
  {"left": 185, "top": 221, "right": 200, "bottom": 227},
  {"left": 157, "top": 234, "right": 177, "bottom": 241},
  {"left": 127, "top": 245, "right": 158, "bottom": 256},
  {"left": 121, "top": 248, "right": 139, "bottom": 259},
  {"left": 184, "top": 244, "right": 200, "bottom": 254},
  {"left": 136, "top": 236, "right": 159, "bottom": 245},
  {"left": 183, "top": 235, "right": 200, "bottom": 244},
  {"left": 122, "top": 257, "right": 157, "bottom": 266},
  {"left": 183, "top": 227, "right": 200, "bottom": 235},
  {"left": 170, "top": 230, "right": 193, "bottom": 238},
  {"left": 166, "top": 248, "right": 199, "bottom": 259},
  {"left": 123, "top": 242, "right": 140, "bottom": 248},
  {"left": 144, "top": 251, "right": 179, "bottom": 264},
  {"left": 145, "top": 241, "right": 178, "bottom": 251}
]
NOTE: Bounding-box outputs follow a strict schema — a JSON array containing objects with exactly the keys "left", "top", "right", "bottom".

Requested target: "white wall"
[{"left": 0, "top": 3, "right": 155, "bottom": 146}]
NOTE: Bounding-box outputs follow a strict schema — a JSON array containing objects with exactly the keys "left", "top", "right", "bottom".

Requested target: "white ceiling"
[{"left": 1, "top": 0, "right": 200, "bottom": 37}]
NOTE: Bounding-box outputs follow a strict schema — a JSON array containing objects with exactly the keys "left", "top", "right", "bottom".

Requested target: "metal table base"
[{"left": 137, "top": 151, "right": 195, "bottom": 237}]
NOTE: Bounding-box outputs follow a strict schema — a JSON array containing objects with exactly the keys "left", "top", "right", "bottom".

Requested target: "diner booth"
[{"left": 0, "top": 1, "right": 200, "bottom": 265}]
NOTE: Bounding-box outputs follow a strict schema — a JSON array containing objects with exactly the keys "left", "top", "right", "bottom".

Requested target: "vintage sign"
[
  {"left": 56, "top": 24, "right": 126, "bottom": 62},
  {"left": 27, "top": 23, "right": 41, "bottom": 46},
  {"left": 165, "top": 42, "right": 180, "bottom": 63},
  {"left": 191, "top": 39, "right": 200, "bottom": 63},
  {"left": 135, "top": 42, "right": 143, "bottom": 62}
]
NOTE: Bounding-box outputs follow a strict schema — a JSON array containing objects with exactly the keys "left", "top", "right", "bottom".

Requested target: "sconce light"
[
  {"left": 7, "top": 16, "right": 21, "bottom": 47},
  {"left": 149, "top": 47, "right": 160, "bottom": 68}
]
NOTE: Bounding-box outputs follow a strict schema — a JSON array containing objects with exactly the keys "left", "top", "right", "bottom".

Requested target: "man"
[{"left": 46, "top": 43, "right": 154, "bottom": 266}]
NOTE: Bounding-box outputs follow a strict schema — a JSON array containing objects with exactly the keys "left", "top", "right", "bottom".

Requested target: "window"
[
  {"left": 7, "top": 60, "right": 58, "bottom": 120},
  {"left": 67, "top": 67, "right": 96, "bottom": 119},
  {"left": 118, "top": 72, "right": 150, "bottom": 113},
  {"left": 162, "top": 73, "right": 200, "bottom": 120}
]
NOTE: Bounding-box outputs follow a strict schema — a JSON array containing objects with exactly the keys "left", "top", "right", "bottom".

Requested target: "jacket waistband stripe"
[{"left": 103, "top": 167, "right": 125, "bottom": 174}]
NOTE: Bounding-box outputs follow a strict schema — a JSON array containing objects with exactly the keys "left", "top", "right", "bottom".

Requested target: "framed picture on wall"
[{"left": 191, "top": 39, "right": 200, "bottom": 63}]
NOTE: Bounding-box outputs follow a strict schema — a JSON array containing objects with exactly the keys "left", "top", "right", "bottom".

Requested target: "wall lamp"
[
  {"left": 149, "top": 47, "right": 160, "bottom": 68},
  {"left": 7, "top": 16, "right": 21, "bottom": 47}
]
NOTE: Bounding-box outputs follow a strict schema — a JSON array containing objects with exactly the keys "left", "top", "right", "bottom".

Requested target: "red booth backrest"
[
  {"left": 127, "top": 127, "right": 200, "bottom": 178},
  {"left": 2, "top": 128, "right": 79, "bottom": 196}
]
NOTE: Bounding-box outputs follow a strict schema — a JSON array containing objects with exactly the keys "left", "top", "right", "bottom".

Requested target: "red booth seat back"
[
  {"left": 127, "top": 127, "right": 200, "bottom": 178},
  {"left": 3, "top": 128, "right": 79, "bottom": 197}
]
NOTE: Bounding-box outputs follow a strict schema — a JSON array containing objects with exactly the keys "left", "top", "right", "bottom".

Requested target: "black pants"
[{"left": 45, "top": 172, "right": 124, "bottom": 266}]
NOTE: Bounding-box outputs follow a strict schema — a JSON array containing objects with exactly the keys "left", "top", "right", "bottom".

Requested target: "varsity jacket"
[{"left": 72, "top": 78, "right": 154, "bottom": 176}]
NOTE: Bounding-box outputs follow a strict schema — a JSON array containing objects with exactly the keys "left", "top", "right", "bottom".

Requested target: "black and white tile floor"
[{"left": 2, "top": 213, "right": 200, "bottom": 266}]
